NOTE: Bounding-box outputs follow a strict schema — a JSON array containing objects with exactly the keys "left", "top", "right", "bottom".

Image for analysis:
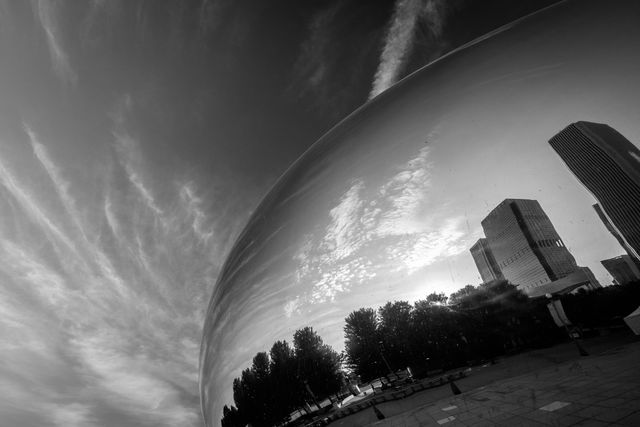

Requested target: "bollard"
[
  {"left": 372, "top": 404, "right": 386, "bottom": 420},
  {"left": 450, "top": 380, "right": 462, "bottom": 395},
  {"left": 577, "top": 341, "right": 589, "bottom": 357}
]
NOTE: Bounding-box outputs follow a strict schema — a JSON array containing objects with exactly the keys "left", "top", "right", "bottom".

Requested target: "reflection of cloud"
[
  {"left": 283, "top": 297, "right": 300, "bottom": 318},
  {"left": 309, "top": 257, "right": 375, "bottom": 303},
  {"left": 376, "top": 145, "right": 433, "bottom": 236},
  {"left": 323, "top": 180, "right": 366, "bottom": 260},
  {"left": 388, "top": 217, "right": 467, "bottom": 273},
  {"left": 293, "top": 144, "right": 467, "bottom": 306}
]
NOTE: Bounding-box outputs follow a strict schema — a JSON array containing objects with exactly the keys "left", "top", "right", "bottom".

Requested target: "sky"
[
  {"left": 200, "top": 1, "right": 640, "bottom": 425},
  {"left": 4, "top": 0, "right": 631, "bottom": 426}
]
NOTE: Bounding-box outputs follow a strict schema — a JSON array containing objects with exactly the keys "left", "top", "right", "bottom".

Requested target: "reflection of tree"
[
  {"left": 270, "top": 341, "right": 305, "bottom": 419},
  {"left": 222, "top": 328, "right": 342, "bottom": 427},
  {"left": 410, "top": 301, "right": 465, "bottom": 371},
  {"left": 230, "top": 353, "right": 274, "bottom": 427},
  {"left": 448, "top": 284, "right": 477, "bottom": 305},
  {"left": 222, "top": 281, "right": 640, "bottom": 426},
  {"left": 560, "top": 281, "right": 640, "bottom": 329},
  {"left": 294, "top": 327, "right": 343, "bottom": 405},
  {"left": 344, "top": 308, "right": 385, "bottom": 381},
  {"left": 426, "top": 292, "right": 448, "bottom": 305},
  {"left": 378, "top": 301, "right": 413, "bottom": 371},
  {"left": 343, "top": 280, "right": 563, "bottom": 381}
]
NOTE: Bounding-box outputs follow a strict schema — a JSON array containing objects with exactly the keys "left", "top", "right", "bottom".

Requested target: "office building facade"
[
  {"left": 601, "top": 255, "right": 640, "bottom": 285},
  {"left": 470, "top": 238, "right": 503, "bottom": 283},
  {"left": 593, "top": 203, "right": 640, "bottom": 261},
  {"left": 480, "top": 199, "right": 581, "bottom": 292},
  {"left": 549, "top": 121, "right": 640, "bottom": 261}
]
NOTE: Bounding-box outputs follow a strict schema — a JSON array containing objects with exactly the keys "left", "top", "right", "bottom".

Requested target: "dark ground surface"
[{"left": 328, "top": 331, "right": 640, "bottom": 426}]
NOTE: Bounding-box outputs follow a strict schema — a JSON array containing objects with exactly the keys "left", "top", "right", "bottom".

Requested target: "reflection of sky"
[{"left": 202, "top": 1, "right": 640, "bottom": 424}]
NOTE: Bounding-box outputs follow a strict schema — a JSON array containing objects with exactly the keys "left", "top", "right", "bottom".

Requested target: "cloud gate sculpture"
[{"left": 201, "top": 1, "right": 640, "bottom": 426}]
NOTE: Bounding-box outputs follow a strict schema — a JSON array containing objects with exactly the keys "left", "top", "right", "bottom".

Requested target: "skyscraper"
[
  {"left": 593, "top": 203, "right": 640, "bottom": 261},
  {"left": 470, "top": 238, "right": 503, "bottom": 283},
  {"left": 480, "top": 199, "right": 583, "bottom": 292},
  {"left": 601, "top": 255, "right": 640, "bottom": 285},
  {"left": 549, "top": 121, "right": 640, "bottom": 261}
]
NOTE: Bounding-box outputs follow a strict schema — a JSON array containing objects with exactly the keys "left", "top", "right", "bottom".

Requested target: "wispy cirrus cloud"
[
  {"left": 0, "top": 152, "right": 86, "bottom": 270},
  {"left": 370, "top": 0, "right": 451, "bottom": 99},
  {"left": 180, "top": 182, "right": 215, "bottom": 243},
  {"left": 287, "top": 144, "right": 468, "bottom": 316},
  {"left": 323, "top": 180, "right": 367, "bottom": 260},
  {"left": 49, "top": 403, "right": 96, "bottom": 427},
  {"left": 114, "top": 130, "right": 165, "bottom": 220},
  {"left": 31, "top": 0, "right": 77, "bottom": 85},
  {"left": 0, "top": 103, "right": 244, "bottom": 426},
  {"left": 111, "top": 97, "right": 165, "bottom": 223},
  {"left": 27, "top": 124, "right": 87, "bottom": 241},
  {"left": 72, "top": 332, "right": 200, "bottom": 426},
  {"left": 291, "top": 3, "right": 344, "bottom": 103},
  {"left": 290, "top": 1, "right": 390, "bottom": 118},
  {"left": 197, "top": 0, "right": 229, "bottom": 38}
]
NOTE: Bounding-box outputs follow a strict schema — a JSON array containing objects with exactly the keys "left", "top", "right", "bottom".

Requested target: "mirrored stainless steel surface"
[{"left": 200, "top": 1, "right": 640, "bottom": 425}]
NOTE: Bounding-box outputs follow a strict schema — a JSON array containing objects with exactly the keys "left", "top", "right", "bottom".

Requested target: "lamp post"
[
  {"left": 378, "top": 341, "right": 395, "bottom": 379},
  {"left": 424, "top": 356, "right": 430, "bottom": 378}
]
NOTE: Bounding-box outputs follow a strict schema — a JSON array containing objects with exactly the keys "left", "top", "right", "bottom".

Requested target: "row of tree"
[
  {"left": 560, "top": 281, "right": 640, "bottom": 329},
  {"left": 343, "top": 280, "right": 562, "bottom": 382},
  {"left": 221, "top": 327, "right": 343, "bottom": 427},
  {"left": 221, "top": 280, "right": 640, "bottom": 426}
]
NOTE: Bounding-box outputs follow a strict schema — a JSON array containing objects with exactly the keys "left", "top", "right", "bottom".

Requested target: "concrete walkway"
[{"left": 369, "top": 341, "right": 640, "bottom": 426}]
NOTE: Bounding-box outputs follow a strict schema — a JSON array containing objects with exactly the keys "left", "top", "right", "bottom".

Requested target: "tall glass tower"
[
  {"left": 549, "top": 121, "right": 640, "bottom": 261},
  {"left": 480, "top": 199, "right": 581, "bottom": 292},
  {"left": 470, "top": 238, "right": 504, "bottom": 283}
]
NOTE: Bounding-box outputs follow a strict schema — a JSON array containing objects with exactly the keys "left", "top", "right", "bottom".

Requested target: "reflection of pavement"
[{"left": 369, "top": 340, "right": 640, "bottom": 426}]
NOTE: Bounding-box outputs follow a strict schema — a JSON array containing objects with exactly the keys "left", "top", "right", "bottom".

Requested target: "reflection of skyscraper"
[
  {"left": 549, "top": 122, "right": 640, "bottom": 261},
  {"left": 480, "top": 199, "right": 584, "bottom": 293},
  {"left": 470, "top": 238, "right": 503, "bottom": 283},
  {"left": 601, "top": 255, "right": 640, "bottom": 285},
  {"left": 593, "top": 203, "right": 640, "bottom": 261}
]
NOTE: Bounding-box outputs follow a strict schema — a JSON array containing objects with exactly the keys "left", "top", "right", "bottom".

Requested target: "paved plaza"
[{"left": 369, "top": 340, "right": 640, "bottom": 426}]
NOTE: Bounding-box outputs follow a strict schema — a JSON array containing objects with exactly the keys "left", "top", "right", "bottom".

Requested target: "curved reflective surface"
[{"left": 201, "top": 1, "right": 640, "bottom": 425}]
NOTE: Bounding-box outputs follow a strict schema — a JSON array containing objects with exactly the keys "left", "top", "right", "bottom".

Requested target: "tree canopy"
[
  {"left": 343, "top": 280, "right": 561, "bottom": 380},
  {"left": 222, "top": 279, "right": 640, "bottom": 426},
  {"left": 222, "top": 328, "right": 343, "bottom": 427}
]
